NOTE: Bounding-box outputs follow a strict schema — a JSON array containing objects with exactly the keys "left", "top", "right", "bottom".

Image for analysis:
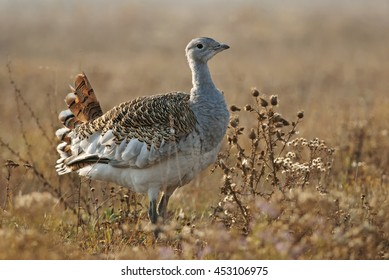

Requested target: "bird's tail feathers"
[
  {"left": 55, "top": 73, "right": 104, "bottom": 174},
  {"left": 60, "top": 73, "right": 103, "bottom": 127}
]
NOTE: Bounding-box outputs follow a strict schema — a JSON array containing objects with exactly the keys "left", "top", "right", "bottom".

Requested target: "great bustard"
[{"left": 56, "top": 37, "right": 229, "bottom": 228}]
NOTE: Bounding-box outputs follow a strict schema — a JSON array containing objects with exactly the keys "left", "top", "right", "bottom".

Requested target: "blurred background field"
[{"left": 0, "top": 0, "right": 388, "bottom": 259}]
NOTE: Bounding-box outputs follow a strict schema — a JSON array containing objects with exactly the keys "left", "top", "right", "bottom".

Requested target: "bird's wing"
[{"left": 59, "top": 92, "right": 197, "bottom": 172}]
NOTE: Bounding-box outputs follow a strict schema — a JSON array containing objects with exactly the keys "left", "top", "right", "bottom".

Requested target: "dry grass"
[{"left": 0, "top": 0, "right": 388, "bottom": 259}]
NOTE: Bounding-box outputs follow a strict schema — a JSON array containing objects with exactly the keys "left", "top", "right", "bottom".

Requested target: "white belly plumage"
[{"left": 77, "top": 143, "right": 221, "bottom": 195}]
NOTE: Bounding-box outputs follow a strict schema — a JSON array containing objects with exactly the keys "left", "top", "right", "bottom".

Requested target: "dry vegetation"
[{"left": 0, "top": 0, "right": 388, "bottom": 259}]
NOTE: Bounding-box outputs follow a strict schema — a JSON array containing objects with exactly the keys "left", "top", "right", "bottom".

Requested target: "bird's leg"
[
  {"left": 148, "top": 187, "right": 159, "bottom": 224},
  {"left": 157, "top": 193, "right": 171, "bottom": 221},
  {"left": 148, "top": 188, "right": 161, "bottom": 238},
  {"left": 148, "top": 198, "right": 161, "bottom": 239},
  {"left": 148, "top": 199, "right": 158, "bottom": 224}
]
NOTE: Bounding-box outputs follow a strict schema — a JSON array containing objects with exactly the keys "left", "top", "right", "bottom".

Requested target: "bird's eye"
[{"left": 196, "top": 43, "right": 203, "bottom": 49}]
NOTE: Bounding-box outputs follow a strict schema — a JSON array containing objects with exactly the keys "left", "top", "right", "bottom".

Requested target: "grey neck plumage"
[
  {"left": 187, "top": 57, "right": 229, "bottom": 152},
  {"left": 188, "top": 59, "right": 217, "bottom": 93}
]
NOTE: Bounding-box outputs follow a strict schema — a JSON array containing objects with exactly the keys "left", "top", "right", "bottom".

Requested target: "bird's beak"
[{"left": 214, "top": 43, "right": 230, "bottom": 52}]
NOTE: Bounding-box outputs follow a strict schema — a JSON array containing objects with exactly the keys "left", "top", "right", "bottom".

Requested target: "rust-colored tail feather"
[
  {"left": 56, "top": 73, "right": 104, "bottom": 174},
  {"left": 67, "top": 73, "right": 103, "bottom": 123},
  {"left": 58, "top": 73, "right": 103, "bottom": 130}
]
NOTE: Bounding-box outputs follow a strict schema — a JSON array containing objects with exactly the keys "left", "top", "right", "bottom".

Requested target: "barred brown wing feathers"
[
  {"left": 57, "top": 91, "right": 196, "bottom": 173},
  {"left": 74, "top": 92, "right": 196, "bottom": 149}
]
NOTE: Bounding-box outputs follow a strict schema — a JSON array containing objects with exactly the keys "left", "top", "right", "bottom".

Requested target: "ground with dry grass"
[{"left": 0, "top": 1, "right": 388, "bottom": 259}]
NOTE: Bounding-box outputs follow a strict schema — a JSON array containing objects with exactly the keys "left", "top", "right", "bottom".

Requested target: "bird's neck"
[{"left": 189, "top": 60, "right": 216, "bottom": 92}]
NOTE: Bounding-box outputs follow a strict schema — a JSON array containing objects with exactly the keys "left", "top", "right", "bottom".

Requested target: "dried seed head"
[
  {"left": 281, "top": 118, "right": 290, "bottom": 126},
  {"left": 251, "top": 88, "right": 260, "bottom": 97},
  {"left": 230, "top": 105, "right": 241, "bottom": 112},
  {"left": 244, "top": 104, "right": 252, "bottom": 111},
  {"left": 230, "top": 117, "right": 239, "bottom": 128},
  {"left": 5, "top": 159, "right": 19, "bottom": 168},
  {"left": 297, "top": 111, "right": 304, "bottom": 119},
  {"left": 273, "top": 113, "right": 282, "bottom": 122},
  {"left": 270, "top": 95, "right": 278, "bottom": 106},
  {"left": 260, "top": 98, "right": 268, "bottom": 107},
  {"left": 275, "top": 123, "right": 284, "bottom": 128},
  {"left": 219, "top": 159, "right": 228, "bottom": 171},
  {"left": 249, "top": 128, "right": 257, "bottom": 140}
]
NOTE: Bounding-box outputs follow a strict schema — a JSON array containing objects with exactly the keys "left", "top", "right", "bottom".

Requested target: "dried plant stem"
[
  {"left": 227, "top": 183, "right": 249, "bottom": 227},
  {"left": 278, "top": 120, "right": 300, "bottom": 156},
  {"left": 6, "top": 62, "right": 53, "bottom": 146},
  {"left": 76, "top": 179, "right": 82, "bottom": 234},
  {"left": 4, "top": 168, "right": 12, "bottom": 210},
  {"left": 3, "top": 160, "right": 19, "bottom": 210},
  {"left": 6, "top": 62, "right": 33, "bottom": 162},
  {"left": 248, "top": 139, "right": 257, "bottom": 194},
  {"left": 0, "top": 136, "right": 77, "bottom": 215},
  {"left": 267, "top": 123, "right": 279, "bottom": 188}
]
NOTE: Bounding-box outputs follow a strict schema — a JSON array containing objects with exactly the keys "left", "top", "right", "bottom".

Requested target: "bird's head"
[{"left": 185, "top": 37, "right": 229, "bottom": 64}]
